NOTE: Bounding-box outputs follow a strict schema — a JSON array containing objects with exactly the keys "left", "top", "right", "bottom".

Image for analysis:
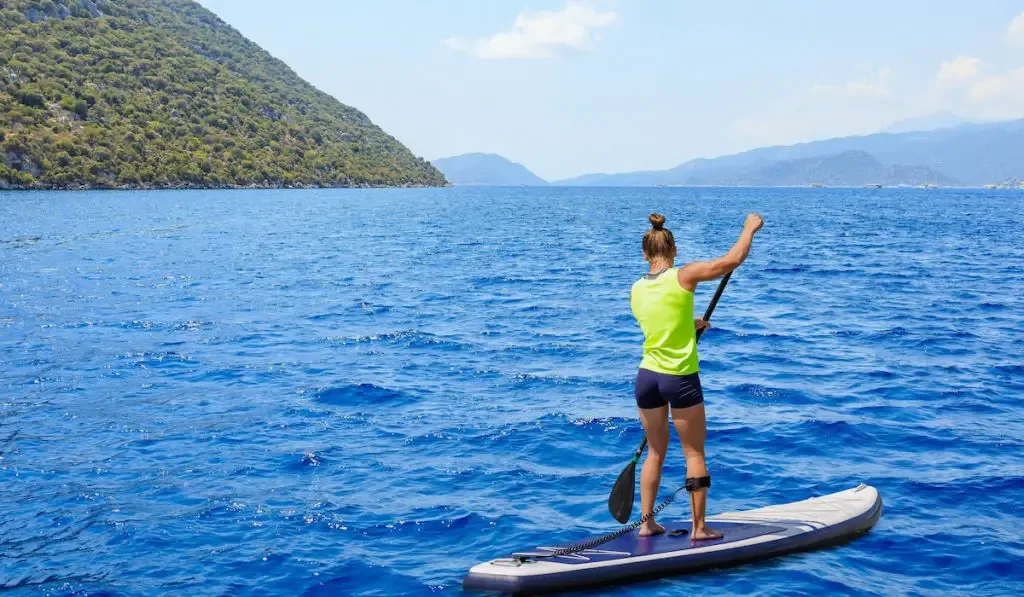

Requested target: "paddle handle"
[
  {"left": 631, "top": 271, "right": 734, "bottom": 458},
  {"left": 700, "top": 271, "right": 732, "bottom": 329}
]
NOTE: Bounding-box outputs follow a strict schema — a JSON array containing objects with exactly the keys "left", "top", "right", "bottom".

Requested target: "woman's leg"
[
  {"left": 671, "top": 402, "right": 722, "bottom": 540},
  {"left": 637, "top": 404, "right": 669, "bottom": 536}
]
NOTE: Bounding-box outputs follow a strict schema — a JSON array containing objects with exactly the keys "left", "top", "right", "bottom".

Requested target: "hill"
[
  {"left": 432, "top": 153, "right": 547, "bottom": 186},
  {"left": 555, "top": 119, "right": 1024, "bottom": 187},
  {"left": 0, "top": 0, "right": 445, "bottom": 189}
]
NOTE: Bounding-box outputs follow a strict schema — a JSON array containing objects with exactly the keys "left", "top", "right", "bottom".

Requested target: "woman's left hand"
[{"left": 694, "top": 318, "right": 711, "bottom": 332}]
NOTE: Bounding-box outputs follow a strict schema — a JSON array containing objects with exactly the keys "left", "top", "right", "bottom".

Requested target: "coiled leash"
[
  {"left": 516, "top": 487, "right": 684, "bottom": 561},
  {"left": 514, "top": 476, "right": 712, "bottom": 563},
  {"left": 514, "top": 487, "right": 683, "bottom": 563}
]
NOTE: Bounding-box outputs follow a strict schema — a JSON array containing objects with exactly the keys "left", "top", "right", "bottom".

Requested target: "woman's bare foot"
[
  {"left": 690, "top": 525, "right": 723, "bottom": 541},
  {"left": 639, "top": 520, "right": 666, "bottom": 537}
]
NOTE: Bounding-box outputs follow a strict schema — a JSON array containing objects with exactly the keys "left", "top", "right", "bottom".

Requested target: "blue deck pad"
[{"left": 515, "top": 522, "right": 788, "bottom": 565}]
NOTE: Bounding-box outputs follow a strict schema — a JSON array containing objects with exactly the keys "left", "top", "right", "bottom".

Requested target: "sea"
[{"left": 1, "top": 187, "right": 1022, "bottom": 596}]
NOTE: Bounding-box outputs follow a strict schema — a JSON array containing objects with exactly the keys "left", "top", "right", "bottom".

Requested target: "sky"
[{"left": 197, "top": 1, "right": 1024, "bottom": 181}]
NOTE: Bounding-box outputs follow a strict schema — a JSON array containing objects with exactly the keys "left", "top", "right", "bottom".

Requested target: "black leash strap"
[{"left": 516, "top": 486, "right": 685, "bottom": 563}]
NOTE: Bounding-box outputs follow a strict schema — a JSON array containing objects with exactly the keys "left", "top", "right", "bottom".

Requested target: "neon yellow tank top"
[{"left": 630, "top": 268, "right": 699, "bottom": 375}]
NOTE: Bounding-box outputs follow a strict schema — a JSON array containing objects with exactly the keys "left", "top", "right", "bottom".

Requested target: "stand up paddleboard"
[{"left": 464, "top": 484, "right": 882, "bottom": 594}]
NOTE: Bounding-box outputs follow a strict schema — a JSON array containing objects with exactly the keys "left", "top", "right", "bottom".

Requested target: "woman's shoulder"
[{"left": 674, "top": 266, "right": 696, "bottom": 293}]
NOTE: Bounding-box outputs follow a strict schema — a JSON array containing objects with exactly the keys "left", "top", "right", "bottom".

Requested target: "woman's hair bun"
[{"left": 649, "top": 213, "right": 666, "bottom": 230}]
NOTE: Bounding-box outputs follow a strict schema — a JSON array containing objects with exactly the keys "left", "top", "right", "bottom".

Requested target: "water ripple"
[{"left": 1, "top": 187, "right": 1022, "bottom": 596}]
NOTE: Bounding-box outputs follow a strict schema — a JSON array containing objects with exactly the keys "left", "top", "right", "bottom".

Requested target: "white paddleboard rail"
[{"left": 464, "top": 484, "right": 882, "bottom": 595}]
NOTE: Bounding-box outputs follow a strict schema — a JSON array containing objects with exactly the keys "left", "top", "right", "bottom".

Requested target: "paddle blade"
[{"left": 608, "top": 461, "right": 638, "bottom": 524}]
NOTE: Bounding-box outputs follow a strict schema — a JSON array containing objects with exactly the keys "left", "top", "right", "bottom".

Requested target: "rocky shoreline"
[{"left": 0, "top": 181, "right": 451, "bottom": 191}]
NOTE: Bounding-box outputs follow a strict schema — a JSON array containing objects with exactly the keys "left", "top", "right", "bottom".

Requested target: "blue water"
[{"left": 1, "top": 187, "right": 1022, "bottom": 596}]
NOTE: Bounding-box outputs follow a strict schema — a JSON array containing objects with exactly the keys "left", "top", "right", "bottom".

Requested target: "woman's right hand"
[{"left": 744, "top": 213, "right": 764, "bottom": 234}]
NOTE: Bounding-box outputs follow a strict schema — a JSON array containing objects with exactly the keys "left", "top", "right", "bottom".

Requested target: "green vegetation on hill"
[{"left": 0, "top": 0, "right": 446, "bottom": 189}]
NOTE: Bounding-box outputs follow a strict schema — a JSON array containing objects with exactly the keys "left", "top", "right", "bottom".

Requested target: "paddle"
[{"left": 607, "top": 271, "right": 733, "bottom": 523}]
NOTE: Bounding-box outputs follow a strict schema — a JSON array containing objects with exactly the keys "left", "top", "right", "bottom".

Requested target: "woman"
[{"left": 630, "top": 212, "right": 764, "bottom": 539}]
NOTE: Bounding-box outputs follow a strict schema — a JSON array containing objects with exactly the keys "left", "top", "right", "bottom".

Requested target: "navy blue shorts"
[{"left": 635, "top": 368, "right": 704, "bottom": 410}]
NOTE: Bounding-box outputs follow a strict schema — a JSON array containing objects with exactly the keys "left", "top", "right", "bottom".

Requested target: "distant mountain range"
[
  {"left": 690, "top": 150, "right": 956, "bottom": 187},
  {"left": 433, "top": 117, "right": 1023, "bottom": 188},
  {"left": 432, "top": 153, "right": 547, "bottom": 186},
  {"left": 554, "top": 119, "right": 1024, "bottom": 187}
]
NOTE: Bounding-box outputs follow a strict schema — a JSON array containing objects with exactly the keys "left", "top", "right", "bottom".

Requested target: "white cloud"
[
  {"left": 936, "top": 56, "right": 982, "bottom": 87},
  {"left": 811, "top": 67, "right": 892, "bottom": 97},
  {"left": 927, "top": 56, "right": 1024, "bottom": 121},
  {"left": 1008, "top": 11, "right": 1024, "bottom": 47},
  {"left": 443, "top": 1, "right": 618, "bottom": 60},
  {"left": 969, "top": 68, "right": 1024, "bottom": 103}
]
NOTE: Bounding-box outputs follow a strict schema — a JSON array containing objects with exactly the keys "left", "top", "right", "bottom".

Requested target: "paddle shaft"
[{"left": 631, "top": 271, "right": 733, "bottom": 458}]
